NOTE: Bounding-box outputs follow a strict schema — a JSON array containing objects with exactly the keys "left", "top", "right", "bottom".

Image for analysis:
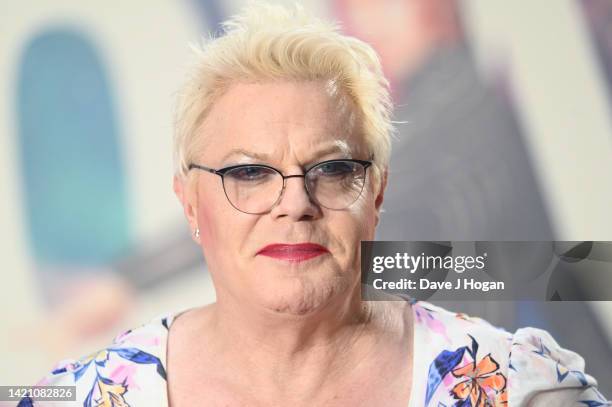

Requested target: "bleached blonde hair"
[{"left": 173, "top": 2, "right": 394, "bottom": 188}]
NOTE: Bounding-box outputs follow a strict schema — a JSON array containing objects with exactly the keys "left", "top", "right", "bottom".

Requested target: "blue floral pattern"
[{"left": 20, "top": 302, "right": 610, "bottom": 406}]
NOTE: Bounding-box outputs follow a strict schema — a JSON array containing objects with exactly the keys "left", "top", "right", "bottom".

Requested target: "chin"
[{"left": 257, "top": 273, "right": 352, "bottom": 316}]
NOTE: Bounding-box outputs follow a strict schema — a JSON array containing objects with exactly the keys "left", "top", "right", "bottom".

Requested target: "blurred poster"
[
  {"left": 333, "top": 0, "right": 553, "bottom": 241},
  {"left": 580, "top": 0, "right": 612, "bottom": 106}
]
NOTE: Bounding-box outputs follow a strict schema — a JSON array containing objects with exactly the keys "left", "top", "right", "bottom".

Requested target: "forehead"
[{"left": 200, "top": 81, "right": 365, "bottom": 163}]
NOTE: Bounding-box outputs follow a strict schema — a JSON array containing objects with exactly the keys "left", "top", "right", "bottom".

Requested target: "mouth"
[{"left": 256, "top": 243, "right": 330, "bottom": 262}]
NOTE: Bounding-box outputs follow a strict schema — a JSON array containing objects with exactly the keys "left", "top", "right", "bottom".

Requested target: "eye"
[
  {"left": 226, "top": 166, "right": 275, "bottom": 182},
  {"left": 312, "top": 161, "right": 355, "bottom": 177}
]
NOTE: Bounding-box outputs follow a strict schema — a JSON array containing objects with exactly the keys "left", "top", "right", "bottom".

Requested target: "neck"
[
  {"left": 215, "top": 281, "right": 372, "bottom": 349},
  {"left": 206, "top": 283, "right": 378, "bottom": 398}
]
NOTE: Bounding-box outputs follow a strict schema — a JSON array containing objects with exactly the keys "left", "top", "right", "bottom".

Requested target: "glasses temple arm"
[{"left": 188, "top": 164, "right": 219, "bottom": 175}]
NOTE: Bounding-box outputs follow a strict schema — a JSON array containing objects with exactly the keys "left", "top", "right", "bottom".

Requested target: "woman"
[{"left": 21, "top": 3, "right": 609, "bottom": 407}]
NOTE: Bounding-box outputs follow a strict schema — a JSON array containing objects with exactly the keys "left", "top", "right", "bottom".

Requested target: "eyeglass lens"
[{"left": 221, "top": 161, "right": 367, "bottom": 214}]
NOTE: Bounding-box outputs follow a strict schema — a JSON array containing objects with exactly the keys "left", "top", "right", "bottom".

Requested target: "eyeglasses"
[{"left": 188, "top": 158, "right": 373, "bottom": 214}]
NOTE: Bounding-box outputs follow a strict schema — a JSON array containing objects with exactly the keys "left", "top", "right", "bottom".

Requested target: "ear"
[
  {"left": 374, "top": 168, "right": 388, "bottom": 226},
  {"left": 173, "top": 175, "right": 199, "bottom": 241}
]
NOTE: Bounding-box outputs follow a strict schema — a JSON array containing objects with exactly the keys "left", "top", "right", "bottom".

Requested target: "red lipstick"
[{"left": 257, "top": 243, "right": 329, "bottom": 262}]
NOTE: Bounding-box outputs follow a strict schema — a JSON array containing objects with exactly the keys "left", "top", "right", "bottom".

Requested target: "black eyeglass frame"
[{"left": 187, "top": 158, "right": 374, "bottom": 214}]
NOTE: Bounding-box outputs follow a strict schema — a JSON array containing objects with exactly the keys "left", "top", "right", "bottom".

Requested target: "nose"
[{"left": 269, "top": 174, "right": 320, "bottom": 220}]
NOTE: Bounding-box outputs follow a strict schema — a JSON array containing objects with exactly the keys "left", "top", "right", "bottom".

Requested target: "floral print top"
[{"left": 19, "top": 300, "right": 610, "bottom": 406}]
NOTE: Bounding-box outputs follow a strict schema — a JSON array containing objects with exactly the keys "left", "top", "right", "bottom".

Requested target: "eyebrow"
[
  {"left": 221, "top": 141, "right": 353, "bottom": 165},
  {"left": 221, "top": 148, "right": 269, "bottom": 163}
]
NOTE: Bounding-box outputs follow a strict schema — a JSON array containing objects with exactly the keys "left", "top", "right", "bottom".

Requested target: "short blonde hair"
[{"left": 173, "top": 2, "right": 394, "bottom": 186}]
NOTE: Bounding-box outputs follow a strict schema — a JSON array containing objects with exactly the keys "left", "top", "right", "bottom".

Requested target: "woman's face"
[{"left": 176, "top": 81, "right": 386, "bottom": 315}]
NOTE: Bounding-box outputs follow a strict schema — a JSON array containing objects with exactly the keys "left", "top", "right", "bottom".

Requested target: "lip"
[{"left": 256, "top": 243, "right": 330, "bottom": 262}]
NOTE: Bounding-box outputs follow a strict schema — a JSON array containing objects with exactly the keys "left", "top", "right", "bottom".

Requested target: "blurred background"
[{"left": 1, "top": 0, "right": 611, "bottom": 394}]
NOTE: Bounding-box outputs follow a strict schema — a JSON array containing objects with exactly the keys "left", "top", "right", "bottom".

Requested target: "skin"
[{"left": 170, "top": 81, "right": 413, "bottom": 406}]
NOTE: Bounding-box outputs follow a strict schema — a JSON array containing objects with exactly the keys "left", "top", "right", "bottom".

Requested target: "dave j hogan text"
[{"left": 372, "top": 278, "right": 505, "bottom": 292}]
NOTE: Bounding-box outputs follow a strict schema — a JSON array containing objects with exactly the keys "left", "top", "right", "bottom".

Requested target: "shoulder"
[
  {"left": 507, "top": 326, "right": 610, "bottom": 405},
  {"left": 411, "top": 299, "right": 513, "bottom": 347},
  {"left": 411, "top": 300, "right": 610, "bottom": 406},
  {"left": 19, "top": 311, "right": 179, "bottom": 407}
]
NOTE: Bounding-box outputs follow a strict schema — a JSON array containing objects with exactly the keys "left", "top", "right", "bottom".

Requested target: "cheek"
[
  {"left": 344, "top": 187, "right": 378, "bottom": 238},
  {"left": 195, "top": 207, "right": 226, "bottom": 275},
  {"left": 196, "top": 204, "right": 217, "bottom": 246},
  {"left": 332, "top": 202, "right": 377, "bottom": 266},
  {"left": 194, "top": 189, "right": 230, "bottom": 256},
  {"left": 195, "top": 194, "right": 255, "bottom": 268}
]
